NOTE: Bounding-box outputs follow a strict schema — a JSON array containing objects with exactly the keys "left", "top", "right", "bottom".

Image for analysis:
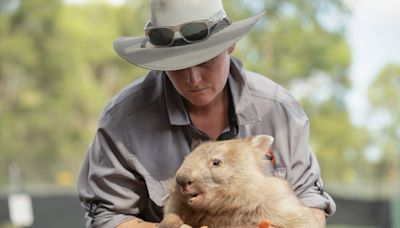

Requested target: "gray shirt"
[{"left": 77, "top": 58, "right": 336, "bottom": 227}]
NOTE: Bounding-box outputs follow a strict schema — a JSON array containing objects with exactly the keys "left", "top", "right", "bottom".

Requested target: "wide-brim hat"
[{"left": 113, "top": 0, "right": 264, "bottom": 71}]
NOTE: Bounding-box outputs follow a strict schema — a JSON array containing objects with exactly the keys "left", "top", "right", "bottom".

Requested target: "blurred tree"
[
  {"left": 225, "top": 0, "right": 350, "bottom": 87},
  {"left": 0, "top": 0, "right": 148, "bottom": 188},
  {"left": 0, "top": 0, "right": 65, "bottom": 185},
  {"left": 367, "top": 64, "right": 400, "bottom": 192}
]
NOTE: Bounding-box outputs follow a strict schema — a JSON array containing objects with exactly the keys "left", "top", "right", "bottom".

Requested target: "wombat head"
[{"left": 174, "top": 135, "right": 274, "bottom": 211}]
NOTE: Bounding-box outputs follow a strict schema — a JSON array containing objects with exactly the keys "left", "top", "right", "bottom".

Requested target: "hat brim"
[{"left": 113, "top": 12, "right": 264, "bottom": 71}]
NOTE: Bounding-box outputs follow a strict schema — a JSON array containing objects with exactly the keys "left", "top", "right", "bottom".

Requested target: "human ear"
[{"left": 227, "top": 44, "right": 236, "bottom": 54}]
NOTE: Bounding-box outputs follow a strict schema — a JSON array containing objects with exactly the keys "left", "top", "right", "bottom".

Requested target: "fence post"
[{"left": 390, "top": 195, "right": 400, "bottom": 228}]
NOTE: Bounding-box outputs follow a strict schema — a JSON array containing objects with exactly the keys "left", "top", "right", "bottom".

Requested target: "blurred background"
[{"left": 0, "top": 0, "right": 399, "bottom": 227}]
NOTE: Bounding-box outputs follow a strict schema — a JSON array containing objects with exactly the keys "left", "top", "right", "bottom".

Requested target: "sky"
[
  {"left": 345, "top": 0, "right": 400, "bottom": 126},
  {"left": 63, "top": 0, "right": 400, "bottom": 127}
]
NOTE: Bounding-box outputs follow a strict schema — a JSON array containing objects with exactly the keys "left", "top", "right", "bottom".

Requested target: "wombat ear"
[{"left": 250, "top": 135, "right": 274, "bottom": 151}]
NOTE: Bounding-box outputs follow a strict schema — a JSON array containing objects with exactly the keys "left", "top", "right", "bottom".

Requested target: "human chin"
[{"left": 185, "top": 93, "right": 216, "bottom": 107}]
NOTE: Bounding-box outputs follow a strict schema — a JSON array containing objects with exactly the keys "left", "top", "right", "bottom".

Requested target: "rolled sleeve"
[
  {"left": 77, "top": 127, "right": 150, "bottom": 227},
  {"left": 289, "top": 121, "right": 336, "bottom": 216}
]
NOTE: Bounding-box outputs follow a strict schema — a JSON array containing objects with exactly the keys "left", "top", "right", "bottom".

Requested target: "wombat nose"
[{"left": 176, "top": 175, "right": 193, "bottom": 188}]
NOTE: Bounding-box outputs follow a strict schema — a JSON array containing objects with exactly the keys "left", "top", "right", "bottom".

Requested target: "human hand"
[
  {"left": 179, "top": 225, "right": 193, "bottom": 228},
  {"left": 178, "top": 225, "right": 207, "bottom": 228},
  {"left": 116, "top": 218, "right": 159, "bottom": 228},
  {"left": 159, "top": 213, "right": 187, "bottom": 228}
]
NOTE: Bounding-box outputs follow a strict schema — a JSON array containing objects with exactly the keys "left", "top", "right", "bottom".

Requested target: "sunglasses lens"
[
  {"left": 181, "top": 22, "right": 209, "bottom": 42},
  {"left": 147, "top": 28, "right": 174, "bottom": 46}
]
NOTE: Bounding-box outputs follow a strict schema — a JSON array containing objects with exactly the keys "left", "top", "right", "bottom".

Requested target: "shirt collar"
[
  {"left": 163, "top": 72, "right": 191, "bottom": 126},
  {"left": 228, "top": 57, "right": 261, "bottom": 125},
  {"left": 163, "top": 57, "right": 261, "bottom": 126}
]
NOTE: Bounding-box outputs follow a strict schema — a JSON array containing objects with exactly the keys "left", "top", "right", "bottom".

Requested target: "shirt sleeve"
[
  {"left": 289, "top": 121, "right": 336, "bottom": 216},
  {"left": 77, "top": 127, "right": 153, "bottom": 228}
]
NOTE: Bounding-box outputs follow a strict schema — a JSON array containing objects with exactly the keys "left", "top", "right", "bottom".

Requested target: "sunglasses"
[{"left": 144, "top": 10, "right": 231, "bottom": 47}]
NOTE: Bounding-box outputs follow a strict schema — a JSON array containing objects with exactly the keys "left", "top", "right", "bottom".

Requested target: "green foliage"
[
  {"left": 366, "top": 64, "right": 400, "bottom": 193},
  {"left": 368, "top": 64, "right": 400, "bottom": 113},
  {"left": 225, "top": 0, "right": 350, "bottom": 87},
  {"left": 0, "top": 0, "right": 146, "bottom": 188},
  {"left": 309, "top": 99, "right": 372, "bottom": 184}
]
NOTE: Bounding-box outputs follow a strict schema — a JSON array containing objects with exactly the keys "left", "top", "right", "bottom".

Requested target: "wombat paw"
[
  {"left": 159, "top": 221, "right": 185, "bottom": 228},
  {"left": 158, "top": 222, "right": 183, "bottom": 228}
]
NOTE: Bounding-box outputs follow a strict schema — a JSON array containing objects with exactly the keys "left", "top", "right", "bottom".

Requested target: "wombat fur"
[{"left": 159, "top": 135, "right": 321, "bottom": 228}]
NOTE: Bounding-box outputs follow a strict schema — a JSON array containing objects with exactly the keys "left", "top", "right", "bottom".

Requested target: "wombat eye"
[{"left": 212, "top": 158, "right": 222, "bottom": 166}]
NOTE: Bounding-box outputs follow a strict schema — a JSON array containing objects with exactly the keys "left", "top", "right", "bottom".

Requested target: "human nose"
[{"left": 186, "top": 67, "right": 202, "bottom": 87}]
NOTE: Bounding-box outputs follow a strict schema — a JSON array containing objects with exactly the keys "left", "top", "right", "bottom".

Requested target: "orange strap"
[
  {"left": 265, "top": 149, "right": 276, "bottom": 166},
  {"left": 258, "top": 219, "right": 271, "bottom": 228}
]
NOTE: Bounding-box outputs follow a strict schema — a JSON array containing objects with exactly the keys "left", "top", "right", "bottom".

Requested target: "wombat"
[{"left": 159, "top": 135, "right": 321, "bottom": 228}]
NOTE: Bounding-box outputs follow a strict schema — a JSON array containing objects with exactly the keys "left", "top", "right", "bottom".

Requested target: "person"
[{"left": 77, "top": 0, "right": 336, "bottom": 227}]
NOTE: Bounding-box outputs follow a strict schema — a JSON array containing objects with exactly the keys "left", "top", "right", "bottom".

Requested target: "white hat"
[{"left": 113, "top": 0, "right": 264, "bottom": 71}]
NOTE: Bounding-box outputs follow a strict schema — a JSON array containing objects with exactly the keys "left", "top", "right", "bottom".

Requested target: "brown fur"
[{"left": 159, "top": 135, "right": 321, "bottom": 228}]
